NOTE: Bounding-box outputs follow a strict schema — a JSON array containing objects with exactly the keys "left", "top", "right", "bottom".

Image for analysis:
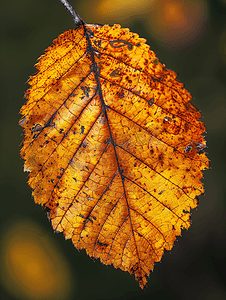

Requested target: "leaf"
[{"left": 19, "top": 0, "right": 209, "bottom": 290}]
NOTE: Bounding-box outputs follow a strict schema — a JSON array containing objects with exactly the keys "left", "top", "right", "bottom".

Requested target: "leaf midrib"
[{"left": 83, "top": 23, "right": 142, "bottom": 269}]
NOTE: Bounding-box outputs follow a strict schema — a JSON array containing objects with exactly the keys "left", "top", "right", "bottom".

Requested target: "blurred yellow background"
[
  {"left": 0, "top": 0, "right": 226, "bottom": 299},
  {"left": 1, "top": 220, "right": 73, "bottom": 300},
  {"left": 78, "top": 0, "right": 209, "bottom": 50}
]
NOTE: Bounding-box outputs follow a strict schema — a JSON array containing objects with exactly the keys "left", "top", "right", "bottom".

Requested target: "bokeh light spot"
[
  {"left": 163, "top": 1, "right": 187, "bottom": 26},
  {"left": 0, "top": 219, "right": 75, "bottom": 300},
  {"left": 77, "top": 0, "right": 156, "bottom": 25},
  {"left": 146, "top": 0, "right": 209, "bottom": 50}
]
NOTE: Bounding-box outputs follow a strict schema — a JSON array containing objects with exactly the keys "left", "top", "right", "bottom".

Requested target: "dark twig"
[{"left": 59, "top": 0, "right": 84, "bottom": 26}]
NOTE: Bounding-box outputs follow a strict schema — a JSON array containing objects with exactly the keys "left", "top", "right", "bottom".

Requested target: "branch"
[{"left": 59, "top": 0, "right": 84, "bottom": 26}]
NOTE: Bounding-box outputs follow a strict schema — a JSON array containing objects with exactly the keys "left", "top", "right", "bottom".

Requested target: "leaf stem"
[{"left": 59, "top": 0, "right": 84, "bottom": 26}]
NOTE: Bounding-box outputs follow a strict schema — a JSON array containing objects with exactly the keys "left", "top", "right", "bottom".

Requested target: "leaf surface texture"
[{"left": 20, "top": 23, "right": 209, "bottom": 289}]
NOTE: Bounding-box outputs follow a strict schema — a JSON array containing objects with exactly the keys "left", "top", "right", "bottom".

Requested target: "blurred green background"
[{"left": 0, "top": 0, "right": 226, "bottom": 299}]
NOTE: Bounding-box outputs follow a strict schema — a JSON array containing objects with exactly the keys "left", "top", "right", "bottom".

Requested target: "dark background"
[{"left": 0, "top": 0, "right": 226, "bottom": 299}]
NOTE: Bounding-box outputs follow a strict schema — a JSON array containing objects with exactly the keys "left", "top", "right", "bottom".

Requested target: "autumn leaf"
[{"left": 19, "top": 0, "right": 209, "bottom": 289}]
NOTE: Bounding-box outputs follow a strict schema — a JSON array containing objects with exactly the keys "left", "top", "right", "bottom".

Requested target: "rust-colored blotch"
[{"left": 20, "top": 22, "right": 209, "bottom": 289}]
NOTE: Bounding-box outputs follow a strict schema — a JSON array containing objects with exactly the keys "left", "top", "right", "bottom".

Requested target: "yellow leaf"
[{"left": 19, "top": 0, "right": 209, "bottom": 289}]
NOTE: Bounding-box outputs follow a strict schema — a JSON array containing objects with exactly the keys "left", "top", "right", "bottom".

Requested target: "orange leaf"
[{"left": 19, "top": 1, "right": 209, "bottom": 290}]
